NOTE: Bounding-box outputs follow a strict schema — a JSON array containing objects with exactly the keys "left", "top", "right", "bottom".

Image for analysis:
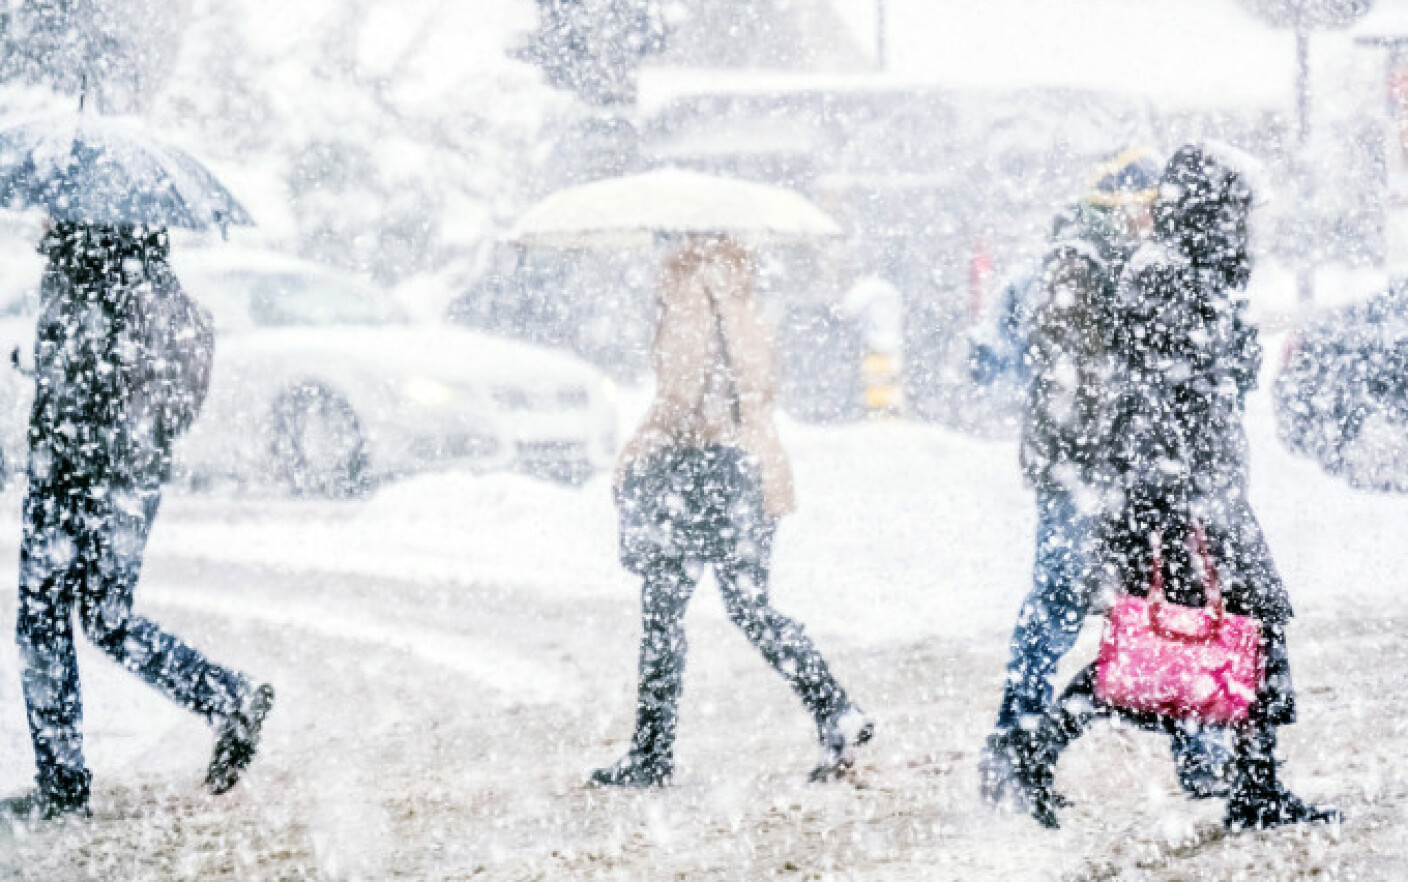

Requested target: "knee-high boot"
[
  {"left": 1224, "top": 726, "right": 1340, "bottom": 831},
  {"left": 993, "top": 665, "right": 1103, "bottom": 829}
]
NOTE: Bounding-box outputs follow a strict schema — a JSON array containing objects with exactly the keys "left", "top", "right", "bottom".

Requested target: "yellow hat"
[{"left": 1085, "top": 147, "right": 1161, "bottom": 208}]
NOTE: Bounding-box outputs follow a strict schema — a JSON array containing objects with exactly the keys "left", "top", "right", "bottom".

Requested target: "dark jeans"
[
  {"left": 996, "top": 489, "right": 1090, "bottom": 730},
  {"left": 629, "top": 524, "right": 850, "bottom": 760},
  {"left": 17, "top": 481, "right": 248, "bottom": 800}
]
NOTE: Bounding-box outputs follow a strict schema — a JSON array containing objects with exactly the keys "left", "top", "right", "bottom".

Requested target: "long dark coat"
[
  {"left": 28, "top": 224, "right": 212, "bottom": 491},
  {"left": 1099, "top": 147, "right": 1290, "bottom": 625}
]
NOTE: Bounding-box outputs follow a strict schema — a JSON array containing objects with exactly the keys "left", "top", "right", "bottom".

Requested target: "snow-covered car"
[
  {"left": 0, "top": 250, "right": 619, "bottom": 494},
  {"left": 1274, "top": 283, "right": 1408, "bottom": 493}
]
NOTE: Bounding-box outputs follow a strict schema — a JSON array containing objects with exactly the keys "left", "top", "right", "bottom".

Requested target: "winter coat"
[
  {"left": 616, "top": 238, "right": 796, "bottom": 519},
  {"left": 1019, "top": 204, "right": 1134, "bottom": 492},
  {"left": 28, "top": 226, "right": 213, "bottom": 490},
  {"left": 1105, "top": 244, "right": 1261, "bottom": 501},
  {"left": 1100, "top": 145, "right": 1288, "bottom": 623}
]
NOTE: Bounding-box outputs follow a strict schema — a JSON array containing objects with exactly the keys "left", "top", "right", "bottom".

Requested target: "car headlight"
[{"left": 404, "top": 376, "right": 456, "bottom": 408}]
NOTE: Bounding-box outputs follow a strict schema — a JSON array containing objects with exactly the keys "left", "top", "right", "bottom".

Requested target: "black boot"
[
  {"left": 0, "top": 790, "right": 90, "bottom": 823},
  {"left": 1224, "top": 728, "right": 1341, "bottom": 832},
  {"left": 1171, "top": 727, "right": 1232, "bottom": 799},
  {"left": 206, "top": 683, "right": 275, "bottom": 795},
  {"left": 2, "top": 768, "right": 91, "bottom": 823},
  {"left": 979, "top": 730, "right": 1025, "bottom": 807},
  {"left": 589, "top": 751, "right": 675, "bottom": 788},
  {"left": 1006, "top": 727, "right": 1063, "bottom": 829},
  {"left": 590, "top": 660, "right": 680, "bottom": 788},
  {"left": 810, "top": 705, "right": 875, "bottom": 782}
]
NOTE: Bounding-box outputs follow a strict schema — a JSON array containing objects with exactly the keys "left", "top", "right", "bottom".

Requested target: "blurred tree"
[
  {"left": 0, "top": 0, "right": 189, "bottom": 112},
  {"left": 158, "top": 0, "right": 563, "bottom": 283},
  {"left": 516, "top": 0, "right": 668, "bottom": 105}
]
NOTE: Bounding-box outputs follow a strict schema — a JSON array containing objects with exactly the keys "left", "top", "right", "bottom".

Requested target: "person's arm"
[
  {"left": 614, "top": 304, "right": 705, "bottom": 486},
  {"left": 1227, "top": 299, "right": 1262, "bottom": 403}
]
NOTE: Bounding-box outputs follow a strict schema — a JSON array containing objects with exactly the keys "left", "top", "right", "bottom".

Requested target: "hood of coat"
[{"left": 1153, "top": 144, "right": 1254, "bottom": 291}]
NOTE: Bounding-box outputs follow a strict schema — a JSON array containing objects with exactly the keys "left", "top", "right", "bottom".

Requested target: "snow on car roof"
[{"left": 172, "top": 248, "right": 374, "bottom": 286}]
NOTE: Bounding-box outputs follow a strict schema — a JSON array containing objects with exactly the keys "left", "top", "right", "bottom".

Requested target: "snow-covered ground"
[{"left": 0, "top": 354, "right": 1406, "bottom": 879}]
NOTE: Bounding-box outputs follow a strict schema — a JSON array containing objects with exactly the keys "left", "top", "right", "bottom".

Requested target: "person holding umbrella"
[
  {"left": 591, "top": 234, "right": 871, "bottom": 787},
  {"left": 0, "top": 117, "right": 272, "bottom": 821}
]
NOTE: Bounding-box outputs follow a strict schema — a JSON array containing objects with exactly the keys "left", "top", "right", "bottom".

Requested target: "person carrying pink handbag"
[{"left": 1004, "top": 145, "right": 1340, "bottom": 833}]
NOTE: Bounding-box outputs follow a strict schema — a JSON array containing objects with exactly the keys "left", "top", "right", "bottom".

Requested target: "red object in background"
[
  {"left": 968, "top": 239, "right": 994, "bottom": 321},
  {"left": 1281, "top": 331, "right": 1302, "bottom": 371},
  {"left": 1095, "top": 526, "right": 1264, "bottom": 726},
  {"left": 1390, "top": 67, "right": 1408, "bottom": 167}
]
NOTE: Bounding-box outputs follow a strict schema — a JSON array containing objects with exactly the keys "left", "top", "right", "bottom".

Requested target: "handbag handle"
[
  {"left": 705, "top": 286, "right": 743, "bottom": 429},
  {"left": 1147, "top": 522, "right": 1224, "bottom": 612}
]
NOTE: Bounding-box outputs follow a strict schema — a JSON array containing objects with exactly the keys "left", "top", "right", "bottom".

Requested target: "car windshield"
[{"left": 194, "top": 270, "right": 408, "bottom": 330}]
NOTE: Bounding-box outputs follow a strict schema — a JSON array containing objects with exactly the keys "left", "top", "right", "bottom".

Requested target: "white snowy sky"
[{"left": 827, "top": 0, "right": 1367, "bottom": 109}]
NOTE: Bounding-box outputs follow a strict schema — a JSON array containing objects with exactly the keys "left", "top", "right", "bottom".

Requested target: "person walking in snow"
[
  {"left": 3, "top": 222, "right": 274, "bottom": 822},
  {"left": 1004, "top": 145, "right": 1340, "bottom": 832},
  {"left": 982, "top": 149, "right": 1229, "bottom": 804},
  {"left": 591, "top": 235, "right": 871, "bottom": 787}
]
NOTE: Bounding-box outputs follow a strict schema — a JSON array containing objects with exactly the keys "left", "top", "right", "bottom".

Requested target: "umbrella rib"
[{"left": 0, "top": 116, "right": 252, "bottom": 230}]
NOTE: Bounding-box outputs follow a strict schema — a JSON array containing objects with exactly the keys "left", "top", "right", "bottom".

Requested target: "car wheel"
[
  {"left": 1338, "top": 403, "right": 1408, "bottom": 494},
  {"left": 269, "top": 383, "right": 367, "bottom": 497}
]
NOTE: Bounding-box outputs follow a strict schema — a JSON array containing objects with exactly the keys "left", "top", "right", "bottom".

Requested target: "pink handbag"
[{"left": 1094, "top": 525, "right": 1264, "bottom": 725}]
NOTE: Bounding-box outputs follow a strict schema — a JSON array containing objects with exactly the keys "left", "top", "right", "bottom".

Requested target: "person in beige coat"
[{"left": 591, "top": 236, "right": 872, "bottom": 788}]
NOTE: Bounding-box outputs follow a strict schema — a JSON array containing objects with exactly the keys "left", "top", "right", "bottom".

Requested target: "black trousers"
[
  {"left": 629, "top": 525, "right": 850, "bottom": 759},
  {"left": 17, "top": 480, "right": 249, "bottom": 800}
]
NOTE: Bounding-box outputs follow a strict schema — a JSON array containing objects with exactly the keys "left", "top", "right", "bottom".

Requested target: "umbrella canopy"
[
  {"left": 510, "top": 168, "right": 842, "bottom": 247},
  {"left": 0, "top": 114, "right": 253, "bottom": 231}
]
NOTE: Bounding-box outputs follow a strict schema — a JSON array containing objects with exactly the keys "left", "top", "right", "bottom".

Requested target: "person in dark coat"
[
  {"left": 1006, "top": 145, "right": 1339, "bottom": 832},
  {"left": 590, "top": 236, "right": 871, "bottom": 788},
  {"left": 2, "top": 222, "right": 274, "bottom": 822},
  {"left": 982, "top": 150, "right": 1230, "bottom": 806}
]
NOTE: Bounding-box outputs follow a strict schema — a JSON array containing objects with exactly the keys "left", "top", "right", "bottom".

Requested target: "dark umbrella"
[{"left": 0, "top": 115, "right": 253, "bottom": 231}]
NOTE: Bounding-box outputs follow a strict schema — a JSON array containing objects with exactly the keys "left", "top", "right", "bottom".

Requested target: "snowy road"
[{"left": 0, "top": 389, "right": 1406, "bottom": 880}]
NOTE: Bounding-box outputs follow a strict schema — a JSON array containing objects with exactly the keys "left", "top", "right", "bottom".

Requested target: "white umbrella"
[{"left": 509, "top": 168, "right": 842, "bottom": 247}]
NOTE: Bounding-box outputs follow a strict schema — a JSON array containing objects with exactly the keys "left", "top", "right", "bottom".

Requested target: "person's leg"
[
  {"left": 77, "top": 484, "right": 274, "bottom": 795},
  {"left": 1224, "top": 624, "right": 1337, "bottom": 830},
  {"left": 1002, "top": 663, "right": 1108, "bottom": 828},
  {"left": 13, "top": 488, "right": 90, "bottom": 815},
  {"left": 1169, "top": 724, "right": 1234, "bottom": 798},
  {"left": 715, "top": 526, "right": 870, "bottom": 780},
  {"left": 77, "top": 486, "right": 247, "bottom": 721},
  {"left": 592, "top": 555, "right": 698, "bottom": 785},
  {"left": 715, "top": 526, "right": 850, "bottom": 726},
  {"left": 994, "top": 490, "right": 1090, "bottom": 731}
]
